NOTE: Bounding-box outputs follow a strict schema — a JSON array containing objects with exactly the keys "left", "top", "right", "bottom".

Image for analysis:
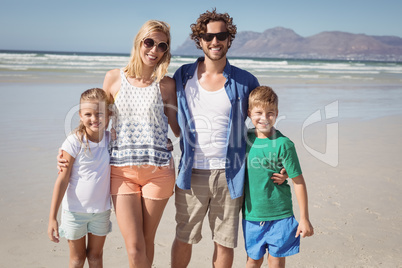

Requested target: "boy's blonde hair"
[
  {"left": 248, "top": 86, "right": 278, "bottom": 111},
  {"left": 124, "top": 20, "right": 171, "bottom": 83}
]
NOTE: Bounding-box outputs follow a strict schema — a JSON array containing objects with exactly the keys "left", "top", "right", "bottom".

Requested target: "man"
[
  {"left": 171, "top": 9, "right": 250, "bottom": 267},
  {"left": 171, "top": 9, "right": 286, "bottom": 268}
]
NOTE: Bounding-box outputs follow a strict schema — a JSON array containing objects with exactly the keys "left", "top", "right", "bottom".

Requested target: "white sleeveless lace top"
[{"left": 109, "top": 69, "right": 171, "bottom": 166}]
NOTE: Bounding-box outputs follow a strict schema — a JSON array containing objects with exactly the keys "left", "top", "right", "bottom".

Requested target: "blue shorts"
[
  {"left": 59, "top": 210, "right": 112, "bottom": 240},
  {"left": 242, "top": 216, "right": 300, "bottom": 259}
]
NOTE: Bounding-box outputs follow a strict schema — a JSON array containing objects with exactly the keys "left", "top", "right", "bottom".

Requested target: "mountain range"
[{"left": 173, "top": 27, "right": 402, "bottom": 61}]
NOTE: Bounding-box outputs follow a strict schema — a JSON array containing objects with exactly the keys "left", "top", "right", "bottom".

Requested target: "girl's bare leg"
[
  {"left": 86, "top": 233, "right": 106, "bottom": 268},
  {"left": 68, "top": 236, "right": 86, "bottom": 268}
]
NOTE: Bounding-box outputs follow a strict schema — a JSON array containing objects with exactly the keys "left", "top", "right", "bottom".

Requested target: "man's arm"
[{"left": 271, "top": 168, "right": 288, "bottom": 185}]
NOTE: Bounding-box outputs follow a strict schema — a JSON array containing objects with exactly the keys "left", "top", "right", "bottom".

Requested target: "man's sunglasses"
[
  {"left": 200, "top": 32, "right": 229, "bottom": 42},
  {"left": 142, "top": 38, "right": 169, "bottom": 53}
]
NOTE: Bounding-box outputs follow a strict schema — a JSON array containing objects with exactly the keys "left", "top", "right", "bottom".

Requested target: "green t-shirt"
[{"left": 243, "top": 129, "right": 302, "bottom": 221}]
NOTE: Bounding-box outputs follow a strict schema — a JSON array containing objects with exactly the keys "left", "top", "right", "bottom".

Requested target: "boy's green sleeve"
[{"left": 280, "top": 140, "right": 302, "bottom": 179}]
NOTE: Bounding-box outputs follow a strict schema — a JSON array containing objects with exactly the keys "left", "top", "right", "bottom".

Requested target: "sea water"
[
  {"left": 1, "top": 50, "right": 401, "bottom": 122},
  {"left": 1, "top": 51, "right": 402, "bottom": 86},
  {"left": 1, "top": 50, "right": 402, "bottom": 151}
]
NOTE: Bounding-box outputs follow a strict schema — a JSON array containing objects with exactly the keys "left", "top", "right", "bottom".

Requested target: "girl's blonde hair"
[
  {"left": 123, "top": 20, "right": 171, "bottom": 83},
  {"left": 74, "top": 88, "right": 109, "bottom": 149}
]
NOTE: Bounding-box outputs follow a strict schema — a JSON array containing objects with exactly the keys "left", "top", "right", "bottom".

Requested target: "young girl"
[{"left": 48, "top": 88, "right": 112, "bottom": 268}]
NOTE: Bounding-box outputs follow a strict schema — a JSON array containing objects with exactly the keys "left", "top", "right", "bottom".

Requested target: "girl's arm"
[
  {"left": 48, "top": 151, "right": 75, "bottom": 243},
  {"left": 292, "top": 174, "right": 314, "bottom": 238},
  {"left": 160, "top": 76, "right": 180, "bottom": 137}
]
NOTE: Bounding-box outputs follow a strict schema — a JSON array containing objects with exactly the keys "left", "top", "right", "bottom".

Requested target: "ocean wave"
[{"left": 1, "top": 51, "right": 401, "bottom": 83}]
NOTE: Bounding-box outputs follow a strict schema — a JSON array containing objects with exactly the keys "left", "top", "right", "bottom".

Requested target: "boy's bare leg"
[
  {"left": 268, "top": 254, "right": 286, "bottom": 268},
  {"left": 246, "top": 255, "right": 263, "bottom": 268}
]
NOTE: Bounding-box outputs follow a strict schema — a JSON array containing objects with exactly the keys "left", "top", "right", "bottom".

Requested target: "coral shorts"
[{"left": 110, "top": 160, "right": 175, "bottom": 200}]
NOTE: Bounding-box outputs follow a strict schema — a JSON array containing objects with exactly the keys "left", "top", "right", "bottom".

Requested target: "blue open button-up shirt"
[{"left": 174, "top": 57, "right": 259, "bottom": 199}]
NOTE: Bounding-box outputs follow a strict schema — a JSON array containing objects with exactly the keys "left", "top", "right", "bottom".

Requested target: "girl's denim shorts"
[{"left": 59, "top": 209, "right": 112, "bottom": 240}]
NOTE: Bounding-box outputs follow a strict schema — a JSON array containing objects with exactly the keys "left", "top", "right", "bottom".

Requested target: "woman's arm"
[
  {"left": 102, "top": 69, "right": 121, "bottom": 104},
  {"left": 160, "top": 76, "right": 180, "bottom": 137}
]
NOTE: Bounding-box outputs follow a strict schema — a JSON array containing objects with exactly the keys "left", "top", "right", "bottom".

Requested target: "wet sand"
[{"left": 0, "top": 77, "right": 401, "bottom": 267}]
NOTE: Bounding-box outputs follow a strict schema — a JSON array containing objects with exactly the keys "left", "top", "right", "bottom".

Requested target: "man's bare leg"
[
  {"left": 212, "top": 242, "right": 233, "bottom": 268},
  {"left": 171, "top": 238, "right": 192, "bottom": 268}
]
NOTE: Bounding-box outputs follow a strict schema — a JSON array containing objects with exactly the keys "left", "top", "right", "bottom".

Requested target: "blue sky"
[{"left": 1, "top": 0, "right": 402, "bottom": 53}]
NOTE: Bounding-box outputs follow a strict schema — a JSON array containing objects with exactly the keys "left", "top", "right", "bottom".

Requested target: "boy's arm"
[
  {"left": 48, "top": 152, "right": 75, "bottom": 243},
  {"left": 292, "top": 174, "right": 314, "bottom": 238}
]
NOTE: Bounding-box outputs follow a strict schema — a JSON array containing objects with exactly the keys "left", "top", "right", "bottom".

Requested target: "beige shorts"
[
  {"left": 174, "top": 169, "right": 243, "bottom": 248},
  {"left": 110, "top": 159, "right": 175, "bottom": 200}
]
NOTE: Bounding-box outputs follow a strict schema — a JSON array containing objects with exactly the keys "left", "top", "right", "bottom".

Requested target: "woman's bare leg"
[
  {"left": 142, "top": 197, "right": 169, "bottom": 264},
  {"left": 113, "top": 194, "right": 150, "bottom": 268}
]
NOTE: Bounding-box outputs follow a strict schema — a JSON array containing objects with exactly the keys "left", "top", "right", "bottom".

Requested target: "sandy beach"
[{"left": 1, "top": 64, "right": 402, "bottom": 267}]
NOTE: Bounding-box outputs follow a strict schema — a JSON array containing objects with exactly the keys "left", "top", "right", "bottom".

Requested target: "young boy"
[{"left": 243, "top": 86, "right": 314, "bottom": 268}]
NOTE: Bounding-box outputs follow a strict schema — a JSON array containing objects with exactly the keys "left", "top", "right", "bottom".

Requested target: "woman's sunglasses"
[
  {"left": 200, "top": 32, "right": 229, "bottom": 42},
  {"left": 142, "top": 38, "right": 169, "bottom": 53}
]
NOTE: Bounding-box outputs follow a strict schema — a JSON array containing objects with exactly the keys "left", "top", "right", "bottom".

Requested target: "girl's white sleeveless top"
[{"left": 109, "top": 69, "right": 171, "bottom": 166}]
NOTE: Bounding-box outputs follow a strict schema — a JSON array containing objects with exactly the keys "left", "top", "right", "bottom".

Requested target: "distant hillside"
[{"left": 173, "top": 27, "right": 402, "bottom": 61}]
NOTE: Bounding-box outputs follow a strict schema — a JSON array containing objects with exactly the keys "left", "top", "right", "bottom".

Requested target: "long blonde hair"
[
  {"left": 123, "top": 20, "right": 171, "bottom": 83},
  {"left": 74, "top": 88, "right": 109, "bottom": 149}
]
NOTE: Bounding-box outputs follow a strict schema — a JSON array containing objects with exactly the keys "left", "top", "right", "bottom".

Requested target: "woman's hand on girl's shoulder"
[{"left": 57, "top": 148, "right": 68, "bottom": 173}]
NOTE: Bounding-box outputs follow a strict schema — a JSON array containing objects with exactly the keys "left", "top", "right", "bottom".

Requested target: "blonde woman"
[
  {"left": 103, "top": 20, "right": 180, "bottom": 267},
  {"left": 58, "top": 20, "right": 179, "bottom": 268}
]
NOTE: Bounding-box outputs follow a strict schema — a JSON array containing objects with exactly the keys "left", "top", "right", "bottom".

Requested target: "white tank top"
[
  {"left": 185, "top": 68, "right": 231, "bottom": 169},
  {"left": 109, "top": 69, "right": 171, "bottom": 166}
]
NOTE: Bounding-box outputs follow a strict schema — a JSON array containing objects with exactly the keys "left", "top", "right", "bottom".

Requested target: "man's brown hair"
[{"left": 190, "top": 8, "right": 237, "bottom": 49}]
